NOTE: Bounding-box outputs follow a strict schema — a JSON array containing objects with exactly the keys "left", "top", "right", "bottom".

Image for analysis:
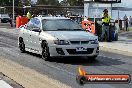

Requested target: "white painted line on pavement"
[{"left": 0, "top": 80, "right": 13, "bottom": 88}]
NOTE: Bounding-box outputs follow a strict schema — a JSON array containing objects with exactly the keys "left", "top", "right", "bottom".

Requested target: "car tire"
[
  {"left": 87, "top": 55, "right": 97, "bottom": 61},
  {"left": 1, "top": 20, "right": 3, "bottom": 23},
  {"left": 19, "top": 38, "right": 25, "bottom": 53},
  {"left": 41, "top": 41, "right": 50, "bottom": 61}
]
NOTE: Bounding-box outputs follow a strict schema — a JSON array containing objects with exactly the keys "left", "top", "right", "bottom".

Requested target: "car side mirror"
[{"left": 32, "top": 28, "right": 41, "bottom": 33}]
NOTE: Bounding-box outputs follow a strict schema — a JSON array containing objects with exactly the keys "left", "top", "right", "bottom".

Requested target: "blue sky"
[{"left": 121, "top": 0, "right": 132, "bottom": 7}]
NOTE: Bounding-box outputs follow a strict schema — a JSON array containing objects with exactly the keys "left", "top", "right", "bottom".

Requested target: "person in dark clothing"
[
  {"left": 9, "top": 14, "right": 13, "bottom": 27},
  {"left": 126, "top": 18, "right": 128, "bottom": 31}
]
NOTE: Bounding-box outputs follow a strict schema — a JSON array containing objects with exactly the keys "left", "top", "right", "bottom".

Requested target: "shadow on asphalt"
[
  {"left": 24, "top": 51, "right": 125, "bottom": 66},
  {"left": 49, "top": 56, "right": 125, "bottom": 66}
]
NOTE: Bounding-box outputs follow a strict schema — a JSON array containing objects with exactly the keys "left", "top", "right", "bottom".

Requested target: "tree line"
[{"left": 0, "top": 0, "right": 83, "bottom": 6}]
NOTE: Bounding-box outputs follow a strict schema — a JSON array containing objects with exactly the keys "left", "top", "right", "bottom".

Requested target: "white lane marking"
[{"left": 0, "top": 80, "right": 13, "bottom": 88}]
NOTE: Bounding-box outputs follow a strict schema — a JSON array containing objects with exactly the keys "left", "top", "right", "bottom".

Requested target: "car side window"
[
  {"left": 26, "top": 18, "right": 41, "bottom": 31},
  {"left": 26, "top": 18, "right": 34, "bottom": 30},
  {"left": 33, "top": 18, "right": 41, "bottom": 29}
]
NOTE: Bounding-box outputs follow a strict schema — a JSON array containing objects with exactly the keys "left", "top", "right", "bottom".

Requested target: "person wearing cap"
[{"left": 101, "top": 9, "right": 111, "bottom": 42}]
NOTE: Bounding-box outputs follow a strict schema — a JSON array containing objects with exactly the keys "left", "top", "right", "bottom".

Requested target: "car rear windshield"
[{"left": 42, "top": 19, "right": 83, "bottom": 31}]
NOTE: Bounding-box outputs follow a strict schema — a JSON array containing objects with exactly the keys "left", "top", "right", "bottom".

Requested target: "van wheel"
[
  {"left": 19, "top": 38, "right": 25, "bottom": 53},
  {"left": 41, "top": 42, "right": 50, "bottom": 61}
]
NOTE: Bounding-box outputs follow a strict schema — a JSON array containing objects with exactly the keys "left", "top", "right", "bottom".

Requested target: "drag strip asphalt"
[{"left": 0, "top": 29, "right": 132, "bottom": 88}]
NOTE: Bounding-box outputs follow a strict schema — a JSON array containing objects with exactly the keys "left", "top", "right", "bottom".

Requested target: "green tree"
[
  {"left": 37, "top": 0, "right": 47, "bottom": 5},
  {"left": 48, "top": 0, "right": 59, "bottom": 5},
  {"left": 37, "top": 0, "right": 60, "bottom": 5},
  {"left": 60, "top": 0, "right": 83, "bottom": 6},
  {"left": 60, "top": 0, "right": 69, "bottom": 6},
  {"left": 19, "top": 0, "right": 30, "bottom": 6},
  {"left": 67, "top": 0, "right": 76, "bottom": 6},
  {"left": 0, "top": 0, "right": 21, "bottom": 6},
  {"left": 77, "top": 0, "right": 84, "bottom": 6}
]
